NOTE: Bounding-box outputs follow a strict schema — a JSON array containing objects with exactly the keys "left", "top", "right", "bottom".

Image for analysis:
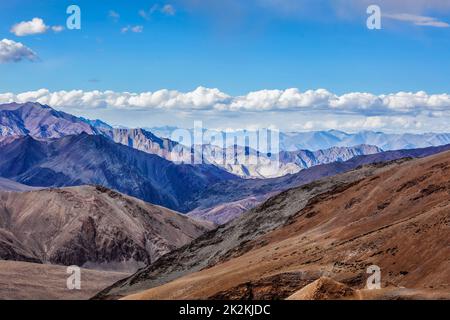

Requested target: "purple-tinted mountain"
[
  {"left": 0, "top": 133, "right": 238, "bottom": 212},
  {"left": 0, "top": 102, "right": 100, "bottom": 139}
]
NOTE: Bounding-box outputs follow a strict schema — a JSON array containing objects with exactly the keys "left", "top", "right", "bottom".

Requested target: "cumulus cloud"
[
  {"left": 10, "top": 17, "right": 65, "bottom": 36},
  {"left": 384, "top": 13, "right": 449, "bottom": 27},
  {"left": 10, "top": 18, "right": 48, "bottom": 36},
  {"left": 0, "top": 87, "right": 449, "bottom": 117},
  {"left": 0, "top": 39, "right": 38, "bottom": 63}
]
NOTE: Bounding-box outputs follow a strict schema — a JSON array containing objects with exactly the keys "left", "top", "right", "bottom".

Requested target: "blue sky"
[{"left": 0, "top": 0, "right": 449, "bottom": 132}]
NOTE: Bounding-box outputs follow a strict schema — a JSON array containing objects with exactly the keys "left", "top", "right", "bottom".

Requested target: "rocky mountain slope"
[
  {"left": 279, "top": 145, "right": 381, "bottom": 170},
  {"left": 96, "top": 149, "right": 450, "bottom": 300},
  {"left": 0, "top": 102, "right": 101, "bottom": 139},
  {"left": 93, "top": 156, "right": 405, "bottom": 298},
  {"left": 97, "top": 125, "right": 383, "bottom": 179},
  {"left": 0, "top": 133, "right": 238, "bottom": 212},
  {"left": 0, "top": 185, "right": 213, "bottom": 272}
]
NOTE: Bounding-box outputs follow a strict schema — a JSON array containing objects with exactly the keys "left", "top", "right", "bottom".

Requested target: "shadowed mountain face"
[
  {"left": 0, "top": 186, "right": 214, "bottom": 272},
  {"left": 96, "top": 150, "right": 450, "bottom": 300},
  {"left": 0, "top": 133, "right": 238, "bottom": 212}
]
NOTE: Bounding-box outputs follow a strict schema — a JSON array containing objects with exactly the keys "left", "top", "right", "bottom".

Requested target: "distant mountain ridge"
[
  {"left": 280, "top": 129, "right": 450, "bottom": 151},
  {"left": 0, "top": 102, "right": 385, "bottom": 179},
  {"left": 2, "top": 102, "right": 450, "bottom": 181},
  {"left": 147, "top": 126, "right": 450, "bottom": 152}
]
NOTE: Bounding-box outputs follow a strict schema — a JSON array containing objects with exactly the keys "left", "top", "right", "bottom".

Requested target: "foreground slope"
[
  {"left": 0, "top": 186, "right": 213, "bottom": 272},
  {"left": 97, "top": 150, "right": 450, "bottom": 299},
  {"left": 0, "top": 260, "right": 128, "bottom": 300}
]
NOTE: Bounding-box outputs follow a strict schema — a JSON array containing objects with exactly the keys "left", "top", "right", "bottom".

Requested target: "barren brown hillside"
[
  {"left": 122, "top": 150, "right": 450, "bottom": 300},
  {"left": 0, "top": 185, "right": 214, "bottom": 272}
]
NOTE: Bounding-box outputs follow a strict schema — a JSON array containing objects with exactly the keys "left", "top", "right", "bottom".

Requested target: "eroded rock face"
[{"left": 0, "top": 185, "right": 214, "bottom": 272}]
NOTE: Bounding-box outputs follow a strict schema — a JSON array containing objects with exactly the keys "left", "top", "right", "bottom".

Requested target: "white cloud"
[
  {"left": 51, "top": 25, "right": 64, "bottom": 32},
  {"left": 10, "top": 18, "right": 65, "bottom": 36},
  {"left": 161, "top": 4, "right": 176, "bottom": 16},
  {"left": 121, "top": 25, "right": 144, "bottom": 33},
  {"left": 0, "top": 39, "right": 38, "bottom": 63},
  {"left": 384, "top": 13, "right": 449, "bottom": 28},
  {"left": 109, "top": 10, "right": 120, "bottom": 21},
  {"left": 139, "top": 4, "right": 175, "bottom": 19},
  {"left": 0, "top": 87, "right": 449, "bottom": 117},
  {"left": 138, "top": 9, "right": 150, "bottom": 20},
  {"left": 10, "top": 18, "right": 49, "bottom": 36}
]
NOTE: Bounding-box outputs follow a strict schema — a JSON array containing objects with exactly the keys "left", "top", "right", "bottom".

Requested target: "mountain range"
[
  {"left": 148, "top": 126, "right": 450, "bottom": 152},
  {"left": 0, "top": 103, "right": 383, "bottom": 179},
  {"left": 1, "top": 101, "right": 450, "bottom": 300}
]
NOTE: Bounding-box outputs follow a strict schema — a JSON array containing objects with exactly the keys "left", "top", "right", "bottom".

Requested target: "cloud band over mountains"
[{"left": 0, "top": 87, "right": 449, "bottom": 116}]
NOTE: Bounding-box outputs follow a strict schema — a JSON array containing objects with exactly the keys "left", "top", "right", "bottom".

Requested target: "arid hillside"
[
  {"left": 0, "top": 260, "right": 128, "bottom": 300},
  {"left": 0, "top": 185, "right": 214, "bottom": 272},
  {"left": 99, "top": 150, "right": 450, "bottom": 300}
]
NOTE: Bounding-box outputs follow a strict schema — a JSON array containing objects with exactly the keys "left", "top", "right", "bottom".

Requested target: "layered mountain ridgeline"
[
  {"left": 279, "top": 129, "right": 450, "bottom": 151},
  {"left": 96, "top": 150, "right": 450, "bottom": 300},
  {"left": 149, "top": 126, "right": 450, "bottom": 152},
  {"left": 186, "top": 143, "right": 450, "bottom": 224},
  {"left": 194, "top": 144, "right": 382, "bottom": 179},
  {"left": 0, "top": 102, "right": 385, "bottom": 179},
  {"left": 279, "top": 145, "right": 381, "bottom": 170},
  {"left": 0, "top": 133, "right": 237, "bottom": 212},
  {"left": 0, "top": 185, "right": 213, "bottom": 272},
  {"left": 2, "top": 102, "right": 450, "bottom": 222}
]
